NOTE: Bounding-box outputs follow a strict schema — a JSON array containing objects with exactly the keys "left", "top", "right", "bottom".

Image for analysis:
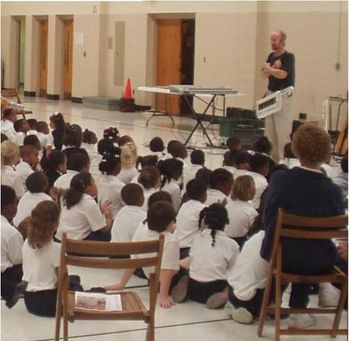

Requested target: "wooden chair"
[
  {"left": 258, "top": 208, "right": 348, "bottom": 340},
  {"left": 1, "top": 88, "right": 32, "bottom": 118},
  {"left": 55, "top": 233, "right": 164, "bottom": 341}
]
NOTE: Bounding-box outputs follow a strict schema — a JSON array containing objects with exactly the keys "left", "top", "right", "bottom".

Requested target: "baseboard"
[
  {"left": 47, "top": 94, "right": 59, "bottom": 100},
  {"left": 71, "top": 96, "right": 82, "bottom": 103},
  {"left": 24, "top": 91, "right": 36, "bottom": 97}
]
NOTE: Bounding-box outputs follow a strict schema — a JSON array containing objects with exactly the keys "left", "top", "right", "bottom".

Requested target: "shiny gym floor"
[{"left": 1, "top": 97, "right": 347, "bottom": 341}]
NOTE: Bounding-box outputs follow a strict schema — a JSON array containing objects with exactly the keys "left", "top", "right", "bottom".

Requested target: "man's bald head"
[{"left": 270, "top": 30, "right": 287, "bottom": 51}]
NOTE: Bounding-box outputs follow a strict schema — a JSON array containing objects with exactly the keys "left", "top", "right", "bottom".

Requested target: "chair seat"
[
  {"left": 279, "top": 267, "right": 347, "bottom": 283},
  {"left": 67, "top": 291, "right": 150, "bottom": 322}
]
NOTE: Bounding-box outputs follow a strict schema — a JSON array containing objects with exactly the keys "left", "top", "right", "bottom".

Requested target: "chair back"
[
  {"left": 277, "top": 208, "right": 348, "bottom": 240},
  {"left": 1, "top": 88, "right": 22, "bottom": 104},
  {"left": 60, "top": 232, "right": 164, "bottom": 271}
]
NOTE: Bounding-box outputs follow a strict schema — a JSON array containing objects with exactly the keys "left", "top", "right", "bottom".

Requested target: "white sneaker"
[
  {"left": 319, "top": 283, "right": 340, "bottom": 307},
  {"left": 225, "top": 302, "right": 254, "bottom": 324},
  {"left": 288, "top": 314, "right": 316, "bottom": 329}
]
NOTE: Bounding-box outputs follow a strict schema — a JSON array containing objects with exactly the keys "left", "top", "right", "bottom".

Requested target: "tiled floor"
[{"left": 1, "top": 98, "right": 347, "bottom": 340}]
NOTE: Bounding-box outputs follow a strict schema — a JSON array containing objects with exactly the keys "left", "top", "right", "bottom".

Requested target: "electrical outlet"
[{"left": 335, "top": 62, "right": 341, "bottom": 70}]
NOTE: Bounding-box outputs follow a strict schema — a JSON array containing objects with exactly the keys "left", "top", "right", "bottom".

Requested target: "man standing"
[{"left": 262, "top": 30, "right": 295, "bottom": 161}]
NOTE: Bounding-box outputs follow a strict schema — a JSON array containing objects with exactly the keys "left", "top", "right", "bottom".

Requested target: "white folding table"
[{"left": 138, "top": 85, "right": 241, "bottom": 147}]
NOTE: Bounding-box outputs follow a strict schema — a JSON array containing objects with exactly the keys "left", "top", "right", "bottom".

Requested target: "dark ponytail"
[
  {"left": 199, "top": 204, "right": 229, "bottom": 247},
  {"left": 41, "top": 150, "right": 66, "bottom": 172},
  {"left": 63, "top": 173, "right": 93, "bottom": 209},
  {"left": 99, "top": 153, "right": 121, "bottom": 175},
  {"left": 158, "top": 158, "right": 183, "bottom": 189}
]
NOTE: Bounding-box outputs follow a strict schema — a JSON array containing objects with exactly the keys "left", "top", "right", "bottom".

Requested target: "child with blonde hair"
[
  {"left": 117, "top": 142, "right": 139, "bottom": 184},
  {"left": 1, "top": 140, "right": 23, "bottom": 197},
  {"left": 225, "top": 175, "right": 258, "bottom": 248}
]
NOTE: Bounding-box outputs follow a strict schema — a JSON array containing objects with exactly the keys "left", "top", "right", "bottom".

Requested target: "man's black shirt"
[{"left": 266, "top": 51, "right": 295, "bottom": 91}]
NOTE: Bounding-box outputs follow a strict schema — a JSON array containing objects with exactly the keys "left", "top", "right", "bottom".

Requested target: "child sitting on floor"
[
  {"left": 225, "top": 175, "right": 258, "bottom": 248},
  {"left": 159, "top": 158, "right": 183, "bottom": 212},
  {"left": 175, "top": 179, "right": 207, "bottom": 259},
  {"left": 149, "top": 136, "right": 166, "bottom": 159},
  {"left": 183, "top": 149, "right": 205, "bottom": 188},
  {"left": 137, "top": 166, "right": 161, "bottom": 211},
  {"left": 14, "top": 118, "right": 30, "bottom": 146},
  {"left": 171, "top": 204, "right": 239, "bottom": 309},
  {"left": 56, "top": 172, "right": 112, "bottom": 241},
  {"left": 1, "top": 140, "right": 23, "bottom": 198},
  {"left": 205, "top": 168, "right": 233, "bottom": 206},
  {"left": 105, "top": 201, "right": 179, "bottom": 309},
  {"left": 117, "top": 142, "right": 139, "bottom": 184},
  {"left": 111, "top": 183, "right": 145, "bottom": 242},
  {"left": 97, "top": 152, "right": 124, "bottom": 219},
  {"left": 226, "top": 230, "right": 269, "bottom": 324},
  {"left": 41, "top": 150, "right": 67, "bottom": 189},
  {"left": 23, "top": 200, "right": 83, "bottom": 317},
  {"left": 46, "top": 112, "right": 66, "bottom": 155},
  {"left": 13, "top": 172, "right": 53, "bottom": 229},
  {"left": 15, "top": 145, "right": 40, "bottom": 193},
  {"left": 1, "top": 186, "right": 25, "bottom": 308}
]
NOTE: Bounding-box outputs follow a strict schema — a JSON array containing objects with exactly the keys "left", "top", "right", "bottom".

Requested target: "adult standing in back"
[{"left": 262, "top": 30, "right": 295, "bottom": 161}]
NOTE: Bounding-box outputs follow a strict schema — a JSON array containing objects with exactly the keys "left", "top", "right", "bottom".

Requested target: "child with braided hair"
[
  {"left": 171, "top": 204, "right": 239, "bottom": 309},
  {"left": 159, "top": 158, "right": 183, "bottom": 212},
  {"left": 96, "top": 150, "right": 124, "bottom": 219}
]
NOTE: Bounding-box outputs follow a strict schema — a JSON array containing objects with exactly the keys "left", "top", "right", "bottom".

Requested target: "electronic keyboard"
[{"left": 256, "top": 86, "right": 294, "bottom": 119}]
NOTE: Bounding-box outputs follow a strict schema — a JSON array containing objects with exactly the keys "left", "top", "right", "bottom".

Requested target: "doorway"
[
  {"left": 63, "top": 20, "right": 73, "bottom": 100},
  {"left": 18, "top": 18, "right": 25, "bottom": 95},
  {"left": 39, "top": 20, "right": 48, "bottom": 97},
  {"left": 156, "top": 18, "right": 195, "bottom": 116}
]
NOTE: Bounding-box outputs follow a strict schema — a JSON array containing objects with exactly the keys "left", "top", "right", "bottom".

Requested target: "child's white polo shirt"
[
  {"left": 13, "top": 191, "right": 53, "bottom": 228},
  {"left": 111, "top": 205, "right": 146, "bottom": 242},
  {"left": 1, "top": 165, "right": 24, "bottom": 197},
  {"left": 132, "top": 228, "right": 179, "bottom": 278},
  {"left": 56, "top": 193, "right": 106, "bottom": 240},
  {"left": 248, "top": 171, "right": 268, "bottom": 209},
  {"left": 228, "top": 231, "right": 269, "bottom": 301},
  {"left": 174, "top": 199, "right": 206, "bottom": 248},
  {"left": 161, "top": 179, "right": 181, "bottom": 212},
  {"left": 205, "top": 188, "right": 227, "bottom": 206},
  {"left": 225, "top": 199, "right": 258, "bottom": 238},
  {"left": 96, "top": 174, "right": 125, "bottom": 219},
  {"left": 53, "top": 170, "right": 79, "bottom": 190},
  {"left": 22, "top": 239, "right": 60, "bottom": 292},
  {"left": 15, "top": 160, "right": 34, "bottom": 193},
  {"left": 1, "top": 215, "right": 23, "bottom": 272},
  {"left": 189, "top": 229, "right": 239, "bottom": 282}
]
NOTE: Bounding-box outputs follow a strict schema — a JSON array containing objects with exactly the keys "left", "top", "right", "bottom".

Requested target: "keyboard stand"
[{"left": 183, "top": 94, "right": 219, "bottom": 147}]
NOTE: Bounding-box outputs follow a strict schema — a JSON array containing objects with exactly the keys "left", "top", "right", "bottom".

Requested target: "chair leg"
[
  {"left": 257, "top": 267, "right": 274, "bottom": 337},
  {"left": 331, "top": 280, "right": 347, "bottom": 337},
  {"left": 63, "top": 309, "right": 69, "bottom": 341},
  {"left": 146, "top": 318, "right": 155, "bottom": 341},
  {"left": 54, "top": 315, "right": 61, "bottom": 341},
  {"left": 274, "top": 274, "right": 281, "bottom": 341},
  {"left": 55, "top": 292, "right": 62, "bottom": 340}
]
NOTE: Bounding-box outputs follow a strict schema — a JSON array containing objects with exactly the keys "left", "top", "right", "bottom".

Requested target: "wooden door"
[
  {"left": 63, "top": 20, "right": 73, "bottom": 100},
  {"left": 39, "top": 20, "right": 48, "bottom": 97},
  {"left": 156, "top": 19, "right": 182, "bottom": 115}
]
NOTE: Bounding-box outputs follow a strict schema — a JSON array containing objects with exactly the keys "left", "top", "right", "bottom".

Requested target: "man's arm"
[{"left": 262, "top": 62, "right": 288, "bottom": 80}]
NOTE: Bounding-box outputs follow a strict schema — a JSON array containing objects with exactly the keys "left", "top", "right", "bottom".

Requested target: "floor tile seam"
[{"left": 33, "top": 317, "right": 232, "bottom": 341}]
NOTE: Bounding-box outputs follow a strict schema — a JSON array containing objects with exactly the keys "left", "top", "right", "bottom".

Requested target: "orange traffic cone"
[{"left": 123, "top": 78, "right": 133, "bottom": 99}]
